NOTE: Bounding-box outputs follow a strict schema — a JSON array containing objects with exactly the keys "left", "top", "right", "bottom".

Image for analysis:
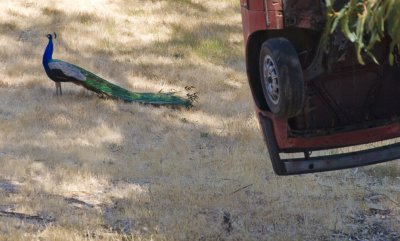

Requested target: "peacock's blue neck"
[{"left": 42, "top": 37, "right": 53, "bottom": 70}]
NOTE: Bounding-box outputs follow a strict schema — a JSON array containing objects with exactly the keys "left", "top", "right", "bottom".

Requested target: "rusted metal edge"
[{"left": 284, "top": 142, "right": 400, "bottom": 175}]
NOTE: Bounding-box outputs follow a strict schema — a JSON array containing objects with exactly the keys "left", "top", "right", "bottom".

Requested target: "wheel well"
[{"left": 245, "top": 28, "right": 320, "bottom": 111}]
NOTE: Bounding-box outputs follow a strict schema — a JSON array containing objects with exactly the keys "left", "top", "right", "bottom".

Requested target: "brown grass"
[{"left": 0, "top": 0, "right": 399, "bottom": 240}]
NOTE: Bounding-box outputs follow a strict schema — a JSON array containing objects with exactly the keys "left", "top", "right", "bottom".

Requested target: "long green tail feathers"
[{"left": 76, "top": 64, "right": 197, "bottom": 107}]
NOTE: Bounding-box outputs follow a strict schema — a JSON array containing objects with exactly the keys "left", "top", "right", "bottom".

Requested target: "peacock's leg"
[{"left": 55, "top": 82, "right": 62, "bottom": 95}]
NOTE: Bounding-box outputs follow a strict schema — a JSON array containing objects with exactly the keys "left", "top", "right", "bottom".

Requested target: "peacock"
[{"left": 42, "top": 33, "right": 195, "bottom": 107}]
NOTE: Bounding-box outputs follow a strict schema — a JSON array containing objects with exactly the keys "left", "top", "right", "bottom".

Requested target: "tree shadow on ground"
[
  {"left": 2, "top": 1, "right": 397, "bottom": 240},
  {"left": 0, "top": 78, "right": 265, "bottom": 238}
]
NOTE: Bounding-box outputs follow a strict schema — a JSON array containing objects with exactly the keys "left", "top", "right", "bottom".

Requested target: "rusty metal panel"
[
  {"left": 266, "top": 0, "right": 282, "bottom": 11},
  {"left": 264, "top": 0, "right": 283, "bottom": 28},
  {"left": 240, "top": 8, "right": 268, "bottom": 42},
  {"left": 260, "top": 110, "right": 400, "bottom": 151},
  {"left": 266, "top": 10, "right": 283, "bottom": 29},
  {"left": 240, "top": 0, "right": 248, "bottom": 8},
  {"left": 246, "top": 0, "right": 282, "bottom": 11},
  {"left": 248, "top": 0, "right": 264, "bottom": 11},
  {"left": 283, "top": 142, "right": 400, "bottom": 175}
]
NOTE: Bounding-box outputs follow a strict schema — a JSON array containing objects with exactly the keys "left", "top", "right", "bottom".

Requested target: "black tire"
[{"left": 259, "top": 38, "right": 305, "bottom": 118}]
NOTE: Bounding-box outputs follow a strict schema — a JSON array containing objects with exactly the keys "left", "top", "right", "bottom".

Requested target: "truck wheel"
[{"left": 259, "top": 38, "right": 305, "bottom": 118}]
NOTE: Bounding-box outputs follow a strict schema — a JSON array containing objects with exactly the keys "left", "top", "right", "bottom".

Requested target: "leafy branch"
[{"left": 325, "top": 0, "right": 400, "bottom": 65}]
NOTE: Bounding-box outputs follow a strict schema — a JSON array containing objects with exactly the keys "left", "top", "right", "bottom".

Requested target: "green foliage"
[{"left": 325, "top": 0, "right": 400, "bottom": 65}]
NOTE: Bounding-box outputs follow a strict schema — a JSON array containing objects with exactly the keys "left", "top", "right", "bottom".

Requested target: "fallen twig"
[
  {"left": 65, "top": 197, "right": 95, "bottom": 208},
  {"left": 0, "top": 210, "right": 55, "bottom": 223},
  {"left": 229, "top": 184, "right": 253, "bottom": 195},
  {"left": 371, "top": 193, "right": 400, "bottom": 207}
]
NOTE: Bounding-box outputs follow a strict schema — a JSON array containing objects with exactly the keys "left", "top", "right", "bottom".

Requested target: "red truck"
[{"left": 240, "top": 0, "right": 400, "bottom": 175}]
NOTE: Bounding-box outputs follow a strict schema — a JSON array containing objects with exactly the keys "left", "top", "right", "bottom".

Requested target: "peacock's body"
[{"left": 42, "top": 33, "right": 193, "bottom": 107}]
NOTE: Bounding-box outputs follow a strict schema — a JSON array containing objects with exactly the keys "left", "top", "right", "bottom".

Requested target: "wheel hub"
[{"left": 263, "top": 55, "right": 280, "bottom": 105}]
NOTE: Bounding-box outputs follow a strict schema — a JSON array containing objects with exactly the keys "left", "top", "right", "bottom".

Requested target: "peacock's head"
[{"left": 46, "top": 32, "right": 57, "bottom": 40}]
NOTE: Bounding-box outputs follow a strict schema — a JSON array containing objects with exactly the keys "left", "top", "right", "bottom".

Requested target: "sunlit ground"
[{"left": 0, "top": 0, "right": 399, "bottom": 240}]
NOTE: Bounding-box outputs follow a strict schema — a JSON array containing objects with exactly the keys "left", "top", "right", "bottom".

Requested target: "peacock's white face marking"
[{"left": 48, "top": 61, "right": 86, "bottom": 81}]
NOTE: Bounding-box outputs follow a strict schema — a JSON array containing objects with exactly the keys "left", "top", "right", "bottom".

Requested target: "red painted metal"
[
  {"left": 249, "top": 0, "right": 265, "bottom": 10},
  {"left": 266, "top": 9, "right": 283, "bottom": 29},
  {"left": 240, "top": 0, "right": 248, "bottom": 8},
  {"left": 240, "top": 8, "right": 267, "bottom": 43},
  {"left": 261, "top": 110, "right": 400, "bottom": 150},
  {"left": 266, "top": 0, "right": 282, "bottom": 11},
  {"left": 240, "top": 0, "right": 283, "bottom": 43},
  {"left": 265, "top": 0, "right": 283, "bottom": 29}
]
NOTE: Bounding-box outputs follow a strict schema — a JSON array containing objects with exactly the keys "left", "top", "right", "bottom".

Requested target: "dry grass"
[{"left": 0, "top": 0, "right": 399, "bottom": 240}]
